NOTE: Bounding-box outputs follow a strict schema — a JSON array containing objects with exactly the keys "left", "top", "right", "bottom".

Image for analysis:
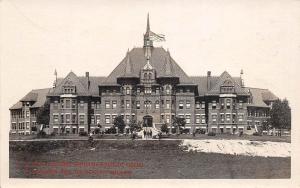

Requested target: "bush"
[
  {"left": 253, "top": 132, "right": 261, "bottom": 136},
  {"left": 79, "top": 131, "right": 88, "bottom": 136},
  {"left": 37, "top": 131, "right": 47, "bottom": 138},
  {"left": 50, "top": 132, "right": 56, "bottom": 136},
  {"left": 208, "top": 132, "right": 216, "bottom": 136}
]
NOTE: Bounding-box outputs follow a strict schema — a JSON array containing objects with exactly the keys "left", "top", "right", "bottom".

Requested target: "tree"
[
  {"left": 36, "top": 100, "right": 50, "bottom": 126},
  {"left": 113, "top": 115, "right": 125, "bottom": 133},
  {"left": 128, "top": 119, "right": 142, "bottom": 133},
  {"left": 172, "top": 117, "right": 186, "bottom": 134},
  {"left": 160, "top": 123, "right": 169, "bottom": 134},
  {"left": 270, "top": 99, "right": 291, "bottom": 136}
]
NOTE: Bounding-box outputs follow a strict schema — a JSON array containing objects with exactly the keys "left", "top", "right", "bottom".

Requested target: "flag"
[{"left": 149, "top": 31, "right": 166, "bottom": 42}]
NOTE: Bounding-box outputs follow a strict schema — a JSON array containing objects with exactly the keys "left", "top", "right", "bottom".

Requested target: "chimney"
[
  {"left": 86, "top": 72, "right": 90, "bottom": 89},
  {"left": 207, "top": 71, "right": 211, "bottom": 90},
  {"left": 240, "top": 69, "right": 244, "bottom": 87}
]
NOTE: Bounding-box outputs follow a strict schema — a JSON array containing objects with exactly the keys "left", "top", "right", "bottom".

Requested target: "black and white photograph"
[{"left": 1, "top": 0, "right": 299, "bottom": 187}]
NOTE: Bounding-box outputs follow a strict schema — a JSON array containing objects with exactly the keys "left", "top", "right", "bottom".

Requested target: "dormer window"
[{"left": 63, "top": 86, "right": 76, "bottom": 94}]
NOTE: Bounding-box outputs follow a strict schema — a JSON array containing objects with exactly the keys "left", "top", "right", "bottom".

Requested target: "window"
[
  {"left": 166, "top": 100, "right": 170, "bottom": 109},
  {"left": 126, "top": 87, "right": 130, "bottom": 95},
  {"left": 220, "top": 86, "right": 234, "bottom": 93},
  {"left": 212, "top": 101, "right": 217, "bottom": 109},
  {"left": 26, "top": 122, "right": 30, "bottom": 129},
  {"left": 238, "top": 114, "right": 244, "bottom": 122},
  {"left": 144, "top": 73, "right": 147, "bottom": 79},
  {"left": 137, "top": 88, "right": 140, "bottom": 94},
  {"left": 126, "top": 115, "right": 130, "bottom": 124},
  {"left": 66, "top": 114, "right": 70, "bottom": 123},
  {"left": 11, "top": 123, "right": 17, "bottom": 130},
  {"left": 186, "top": 115, "right": 191, "bottom": 124},
  {"left": 79, "top": 101, "right": 84, "bottom": 108},
  {"left": 156, "top": 87, "right": 160, "bottom": 94},
  {"left": 201, "top": 115, "right": 206, "bottom": 124},
  {"left": 105, "top": 115, "right": 110, "bottom": 124},
  {"left": 201, "top": 102, "right": 205, "bottom": 109},
  {"left": 166, "top": 115, "right": 170, "bottom": 123},
  {"left": 91, "top": 115, "right": 95, "bottom": 125},
  {"left": 112, "top": 101, "right": 117, "bottom": 109},
  {"left": 226, "top": 99, "right": 231, "bottom": 109},
  {"left": 72, "top": 114, "right": 76, "bottom": 123},
  {"left": 144, "top": 101, "right": 151, "bottom": 109},
  {"left": 145, "top": 87, "right": 152, "bottom": 94},
  {"left": 179, "top": 101, "right": 184, "bottom": 109},
  {"left": 196, "top": 101, "right": 200, "bottom": 109},
  {"left": 155, "top": 101, "right": 160, "bottom": 109},
  {"left": 232, "top": 114, "right": 236, "bottom": 123},
  {"left": 25, "top": 111, "right": 29, "bottom": 118},
  {"left": 220, "top": 114, "right": 224, "bottom": 123},
  {"left": 79, "top": 115, "right": 85, "bottom": 124},
  {"left": 226, "top": 114, "right": 231, "bottom": 122},
  {"left": 105, "top": 101, "right": 110, "bottom": 109},
  {"left": 61, "top": 114, "right": 64, "bottom": 123},
  {"left": 212, "top": 114, "right": 217, "bottom": 123},
  {"left": 166, "top": 86, "right": 171, "bottom": 95},
  {"left": 91, "top": 102, "right": 95, "bottom": 109},
  {"left": 136, "top": 101, "right": 140, "bottom": 109},
  {"left": 60, "top": 99, "right": 64, "bottom": 108},
  {"left": 220, "top": 99, "right": 224, "bottom": 109},
  {"left": 112, "top": 115, "right": 116, "bottom": 122},
  {"left": 196, "top": 115, "right": 200, "bottom": 124},
  {"left": 95, "top": 115, "right": 101, "bottom": 125},
  {"left": 186, "top": 100, "right": 191, "bottom": 109},
  {"left": 96, "top": 102, "right": 100, "bottom": 109},
  {"left": 239, "top": 100, "right": 243, "bottom": 109},
  {"left": 66, "top": 100, "right": 71, "bottom": 108},
  {"left": 72, "top": 100, "right": 76, "bottom": 108},
  {"left": 126, "top": 100, "right": 130, "bottom": 109}
]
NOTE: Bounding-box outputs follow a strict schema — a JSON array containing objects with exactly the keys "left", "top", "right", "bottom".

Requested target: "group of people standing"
[{"left": 143, "top": 129, "right": 153, "bottom": 139}]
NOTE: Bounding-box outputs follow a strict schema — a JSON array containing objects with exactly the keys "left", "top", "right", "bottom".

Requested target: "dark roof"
[
  {"left": 101, "top": 47, "right": 192, "bottom": 85},
  {"left": 10, "top": 88, "right": 52, "bottom": 110},
  {"left": 246, "top": 87, "right": 279, "bottom": 108},
  {"left": 190, "top": 73, "right": 246, "bottom": 96},
  {"left": 48, "top": 73, "right": 106, "bottom": 97}
]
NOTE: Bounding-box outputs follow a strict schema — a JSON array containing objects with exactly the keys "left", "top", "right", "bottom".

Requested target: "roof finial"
[{"left": 146, "top": 13, "right": 150, "bottom": 33}]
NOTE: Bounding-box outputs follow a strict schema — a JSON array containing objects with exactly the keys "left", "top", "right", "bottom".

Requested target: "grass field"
[
  {"left": 9, "top": 133, "right": 291, "bottom": 143},
  {"left": 9, "top": 140, "right": 290, "bottom": 179}
]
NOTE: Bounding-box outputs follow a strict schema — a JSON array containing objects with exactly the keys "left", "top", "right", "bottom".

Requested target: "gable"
[{"left": 208, "top": 71, "right": 248, "bottom": 95}]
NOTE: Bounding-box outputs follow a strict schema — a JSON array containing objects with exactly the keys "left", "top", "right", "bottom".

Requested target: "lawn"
[
  {"left": 9, "top": 140, "right": 290, "bottom": 179},
  {"left": 9, "top": 133, "right": 291, "bottom": 143}
]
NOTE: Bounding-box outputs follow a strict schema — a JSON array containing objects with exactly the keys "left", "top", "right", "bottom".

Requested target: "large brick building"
[{"left": 10, "top": 16, "right": 278, "bottom": 135}]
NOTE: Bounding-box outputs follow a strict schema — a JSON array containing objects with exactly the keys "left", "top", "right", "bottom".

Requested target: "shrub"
[
  {"left": 253, "top": 132, "right": 261, "bottom": 136},
  {"left": 50, "top": 132, "right": 56, "bottom": 136},
  {"left": 37, "top": 131, "right": 47, "bottom": 138},
  {"left": 208, "top": 132, "right": 216, "bottom": 136},
  {"left": 79, "top": 131, "right": 88, "bottom": 136}
]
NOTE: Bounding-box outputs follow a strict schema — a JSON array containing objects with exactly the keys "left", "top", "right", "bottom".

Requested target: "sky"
[
  {"left": 1, "top": 0, "right": 300, "bottom": 127},
  {"left": 1, "top": 0, "right": 300, "bottom": 186}
]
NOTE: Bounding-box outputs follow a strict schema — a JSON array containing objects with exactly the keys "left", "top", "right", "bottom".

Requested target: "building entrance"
[{"left": 143, "top": 115, "right": 153, "bottom": 127}]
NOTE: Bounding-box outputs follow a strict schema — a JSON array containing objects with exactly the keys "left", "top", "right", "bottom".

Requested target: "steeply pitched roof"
[
  {"left": 101, "top": 47, "right": 192, "bottom": 85},
  {"left": 246, "top": 87, "right": 278, "bottom": 108},
  {"left": 10, "top": 88, "right": 52, "bottom": 110},
  {"left": 206, "top": 71, "right": 248, "bottom": 95},
  {"left": 50, "top": 72, "right": 89, "bottom": 96},
  {"left": 49, "top": 74, "right": 106, "bottom": 97}
]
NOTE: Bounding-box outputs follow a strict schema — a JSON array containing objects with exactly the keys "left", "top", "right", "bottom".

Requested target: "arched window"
[
  {"left": 144, "top": 73, "right": 148, "bottom": 79},
  {"left": 148, "top": 73, "right": 152, "bottom": 79}
]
